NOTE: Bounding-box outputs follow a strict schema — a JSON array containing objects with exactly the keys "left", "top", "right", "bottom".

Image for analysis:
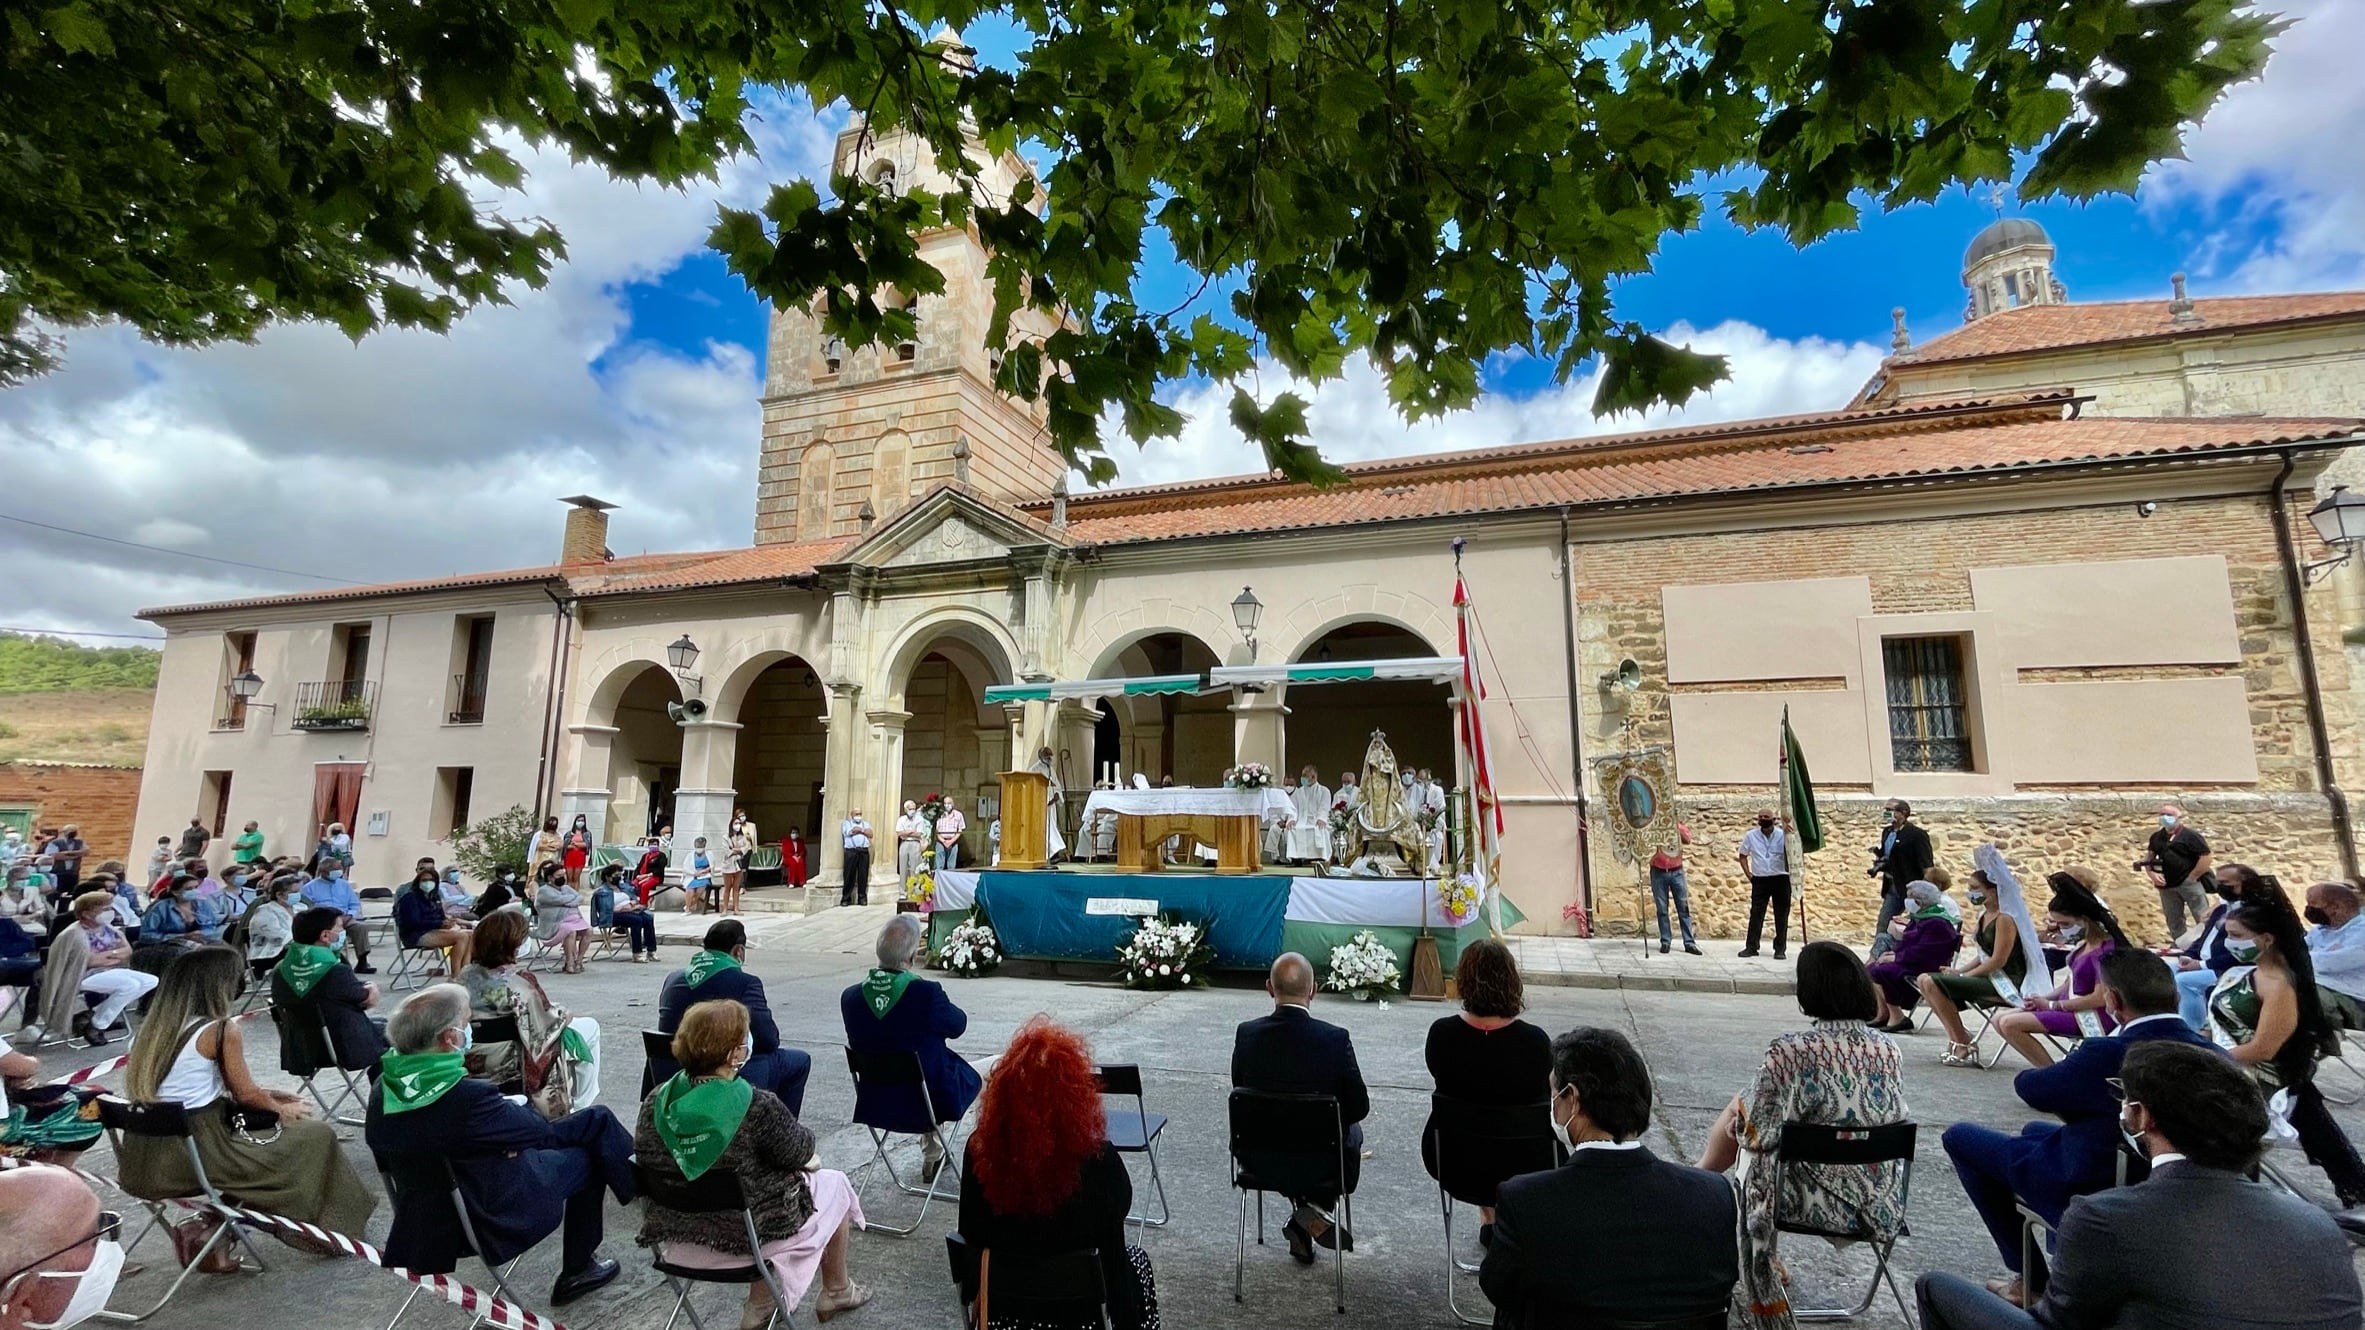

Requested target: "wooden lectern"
[{"left": 999, "top": 770, "right": 1050, "bottom": 869}]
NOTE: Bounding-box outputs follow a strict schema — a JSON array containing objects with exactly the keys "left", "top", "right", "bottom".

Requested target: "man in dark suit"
[
  {"left": 1231, "top": 951, "right": 1371, "bottom": 1263},
  {"left": 839, "top": 912, "right": 982, "bottom": 1182},
  {"left": 365, "top": 984, "right": 633, "bottom": 1307},
  {"left": 1919, "top": 1040, "right": 2363, "bottom": 1330},
  {"left": 658, "top": 919, "right": 812, "bottom": 1112},
  {"left": 1870, "top": 799, "right": 1935, "bottom": 956},
  {"left": 1480, "top": 1026, "right": 1735, "bottom": 1329},
  {"left": 1943, "top": 949, "right": 2217, "bottom": 1301},
  {"left": 272, "top": 905, "right": 389, "bottom": 1075}
]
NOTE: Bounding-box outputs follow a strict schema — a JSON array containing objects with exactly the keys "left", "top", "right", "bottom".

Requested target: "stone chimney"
[{"left": 558, "top": 495, "right": 617, "bottom": 564}]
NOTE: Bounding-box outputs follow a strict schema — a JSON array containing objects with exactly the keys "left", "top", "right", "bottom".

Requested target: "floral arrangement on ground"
[
  {"left": 936, "top": 905, "right": 1002, "bottom": 978},
  {"left": 1438, "top": 873, "right": 1482, "bottom": 925},
  {"left": 1115, "top": 912, "right": 1216, "bottom": 989},
  {"left": 1325, "top": 930, "right": 1403, "bottom": 1001},
  {"left": 1224, "top": 762, "right": 1274, "bottom": 789}
]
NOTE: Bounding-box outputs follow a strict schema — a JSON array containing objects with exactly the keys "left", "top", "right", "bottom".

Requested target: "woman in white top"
[
  {"left": 243, "top": 876, "right": 299, "bottom": 964},
  {"left": 0, "top": 868, "right": 49, "bottom": 937},
  {"left": 117, "top": 945, "right": 375, "bottom": 1241}
]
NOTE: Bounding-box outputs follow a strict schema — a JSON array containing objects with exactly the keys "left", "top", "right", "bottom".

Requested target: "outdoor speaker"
[
  {"left": 666, "top": 698, "right": 710, "bottom": 723},
  {"left": 1601, "top": 658, "right": 1642, "bottom": 692}
]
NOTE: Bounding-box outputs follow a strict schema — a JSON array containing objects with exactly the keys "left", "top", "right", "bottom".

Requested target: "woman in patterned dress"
[{"left": 1700, "top": 942, "right": 1908, "bottom": 1330}]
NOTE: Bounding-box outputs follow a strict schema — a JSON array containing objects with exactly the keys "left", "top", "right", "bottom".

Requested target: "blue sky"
[{"left": 1, "top": 0, "right": 2358, "bottom": 637}]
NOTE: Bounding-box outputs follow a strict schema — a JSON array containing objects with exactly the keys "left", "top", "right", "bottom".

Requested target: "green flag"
[{"left": 1780, "top": 707, "right": 1824, "bottom": 854}]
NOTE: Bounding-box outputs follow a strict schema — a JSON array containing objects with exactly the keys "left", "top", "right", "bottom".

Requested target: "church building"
[{"left": 133, "top": 133, "right": 2365, "bottom": 944}]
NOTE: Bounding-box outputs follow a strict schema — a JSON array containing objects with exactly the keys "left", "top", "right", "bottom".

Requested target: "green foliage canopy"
[
  {"left": 4, "top": 0, "right": 2278, "bottom": 477},
  {"left": 0, "top": 632, "right": 160, "bottom": 694}
]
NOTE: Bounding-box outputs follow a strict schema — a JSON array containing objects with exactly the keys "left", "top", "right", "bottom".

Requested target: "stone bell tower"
[{"left": 753, "top": 92, "right": 1068, "bottom": 544}]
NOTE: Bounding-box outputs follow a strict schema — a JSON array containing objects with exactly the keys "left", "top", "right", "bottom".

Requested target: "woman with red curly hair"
[{"left": 958, "top": 1016, "right": 1159, "bottom": 1330}]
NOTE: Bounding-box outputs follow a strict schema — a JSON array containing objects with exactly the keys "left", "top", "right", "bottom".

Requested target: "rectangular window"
[
  {"left": 432, "top": 766, "right": 475, "bottom": 837},
  {"left": 199, "top": 770, "right": 234, "bottom": 837},
  {"left": 219, "top": 632, "right": 257, "bottom": 729},
  {"left": 1883, "top": 636, "right": 1974, "bottom": 772},
  {"left": 334, "top": 623, "right": 371, "bottom": 687},
  {"left": 450, "top": 615, "right": 494, "bottom": 723}
]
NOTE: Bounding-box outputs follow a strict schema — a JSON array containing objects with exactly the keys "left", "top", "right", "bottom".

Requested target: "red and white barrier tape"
[{"left": 174, "top": 1199, "right": 570, "bottom": 1330}]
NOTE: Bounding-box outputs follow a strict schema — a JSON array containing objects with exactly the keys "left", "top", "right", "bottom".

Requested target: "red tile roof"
[
  {"left": 569, "top": 538, "right": 856, "bottom": 597},
  {"left": 1892, "top": 291, "right": 2365, "bottom": 368}
]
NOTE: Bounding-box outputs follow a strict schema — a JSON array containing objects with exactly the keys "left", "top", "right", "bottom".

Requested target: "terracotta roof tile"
[
  {"left": 1054, "top": 416, "right": 2364, "bottom": 546},
  {"left": 137, "top": 553, "right": 698, "bottom": 619},
  {"left": 1893, "top": 291, "right": 2365, "bottom": 367},
  {"left": 572, "top": 538, "right": 856, "bottom": 596}
]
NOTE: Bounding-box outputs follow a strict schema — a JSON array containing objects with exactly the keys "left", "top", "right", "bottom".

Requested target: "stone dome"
[{"left": 1965, "top": 217, "right": 2052, "bottom": 268}]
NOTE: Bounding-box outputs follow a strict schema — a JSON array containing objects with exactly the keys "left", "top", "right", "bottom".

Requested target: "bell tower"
[{"left": 754, "top": 96, "right": 1067, "bottom": 544}]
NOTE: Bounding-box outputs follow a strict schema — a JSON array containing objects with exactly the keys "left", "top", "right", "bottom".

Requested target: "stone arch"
[
  {"left": 1074, "top": 602, "right": 1241, "bottom": 678},
  {"left": 1285, "top": 617, "right": 1455, "bottom": 794},
  {"left": 879, "top": 607, "right": 1022, "bottom": 709},
  {"left": 1277, "top": 596, "right": 1451, "bottom": 667},
  {"left": 712, "top": 642, "right": 825, "bottom": 726},
  {"left": 1084, "top": 622, "right": 1231, "bottom": 681},
  {"left": 582, "top": 653, "right": 681, "bottom": 727},
  {"left": 797, "top": 438, "right": 835, "bottom": 538}
]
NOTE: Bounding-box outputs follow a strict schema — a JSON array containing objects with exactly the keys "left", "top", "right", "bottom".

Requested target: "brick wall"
[{"left": 0, "top": 762, "right": 143, "bottom": 862}]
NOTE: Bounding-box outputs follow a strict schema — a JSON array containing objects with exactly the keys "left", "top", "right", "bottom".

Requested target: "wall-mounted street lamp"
[
  {"left": 2304, "top": 486, "right": 2365, "bottom": 584},
  {"left": 1231, "top": 587, "right": 1263, "bottom": 663}
]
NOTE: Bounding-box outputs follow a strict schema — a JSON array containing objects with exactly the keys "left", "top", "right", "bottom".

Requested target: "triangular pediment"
[{"left": 840, "top": 484, "right": 1063, "bottom": 569}]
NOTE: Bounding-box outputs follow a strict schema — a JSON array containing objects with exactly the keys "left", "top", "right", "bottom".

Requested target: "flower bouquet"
[
  {"left": 1438, "top": 873, "right": 1482, "bottom": 926},
  {"left": 919, "top": 792, "right": 949, "bottom": 826},
  {"left": 936, "top": 905, "right": 1002, "bottom": 977},
  {"left": 902, "top": 869, "right": 936, "bottom": 909},
  {"left": 1224, "top": 762, "right": 1274, "bottom": 789},
  {"left": 1115, "top": 912, "right": 1216, "bottom": 989},
  {"left": 1324, "top": 930, "right": 1403, "bottom": 1001}
]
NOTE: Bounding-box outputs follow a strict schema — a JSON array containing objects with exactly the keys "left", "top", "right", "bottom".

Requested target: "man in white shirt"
[
  {"left": 840, "top": 810, "right": 873, "bottom": 906},
  {"left": 1734, "top": 808, "right": 1790, "bottom": 960},
  {"left": 1415, "top": 767, "right": 1448, "bottom": 871},
  {"left": 894, "top": 801, "right": 926, "bottom": 879},
  {"left": 2308, "top": 881, "right": 2365, "bottom": 1029}
]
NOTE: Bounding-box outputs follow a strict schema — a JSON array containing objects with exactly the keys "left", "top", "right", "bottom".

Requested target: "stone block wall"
[{"left": 0, "top": 762, "right": 142, "bottom": 862}]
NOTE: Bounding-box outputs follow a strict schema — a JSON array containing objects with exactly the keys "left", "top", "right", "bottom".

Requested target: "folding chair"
[
  {"left": 845, "top": 1047, "right": 963, "bottom": 1237},
  {"left": 641, "top": 1028, "right": 678, "bottom": 1101},
  {"left": 232, "top": 956, "right": 276, "bottom": 1015},
  {"left": 381, "top": 1156, "right": 531, "bottom": 1330},
  {"left": 1229, "top": 1088, "right": 1355, "bottom": 1314},
  {"left": 1425, "top": 1094, "right": 1562, "bottom": 1325},
  {"left": 271, "top": 1000, "right": 368, "bottom": 1125},
  {"left": 945, "top": 1233, "right": 1109, "bottom": 1328},
  {"left": 91, "top": 1096, "right": 272, "bottom": 1322},
  {"left": 1096, "top": 1064, "right": 1170, "bottom": 1231},
  {"left": 1764, "top": 1121, "right": 1917, "bottom": 1323},
  {"left": 384, "top": 943, "right": 443, "bottom": 994},
  {"left": 633, "top": 1162, "right": 799, "bottom": 1330}
]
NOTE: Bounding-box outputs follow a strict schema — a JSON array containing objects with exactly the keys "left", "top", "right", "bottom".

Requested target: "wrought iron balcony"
[
  {"left": 292, "top": 679, "right": 376, "bottom": 732},
  {"left": 449, "top": 673, "right": 487, "bottom": 725}
]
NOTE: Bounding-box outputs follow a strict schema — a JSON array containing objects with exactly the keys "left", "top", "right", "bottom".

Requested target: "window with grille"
[{"left": 1882, "top": 635, "right": 1974, "bottom": 772}]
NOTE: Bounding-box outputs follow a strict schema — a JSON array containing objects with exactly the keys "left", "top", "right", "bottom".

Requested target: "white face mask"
[
  {"left": 25, "top": 1236, "right": 126, "bottom": 1330},
  {"left": 1550, "top": 1085, "right": 1580, "bottom": 1150},
  {"left": 739, "top": 1032, "right": 755, "bottom": 1066}
]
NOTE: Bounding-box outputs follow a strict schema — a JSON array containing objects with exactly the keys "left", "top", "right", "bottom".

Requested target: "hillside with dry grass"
[{"left": 0, "top": 634, "right": 158, "bottom": 766}]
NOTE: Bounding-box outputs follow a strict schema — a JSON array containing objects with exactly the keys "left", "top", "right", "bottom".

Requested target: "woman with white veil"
[{"left": 1917, "top": 845, "right": 2053, "bottom": 1067}]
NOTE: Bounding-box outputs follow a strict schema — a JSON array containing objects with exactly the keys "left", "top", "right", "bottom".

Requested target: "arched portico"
[
  {"left": 871, "top": 612, "right": 1021, "bottom": 870},
  {"left": 568, "top": 660, "right": 685, "bottom": 843}
]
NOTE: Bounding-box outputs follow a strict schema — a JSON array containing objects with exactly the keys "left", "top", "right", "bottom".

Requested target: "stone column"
[
  {"left": 869, "top": 708, "right": 911, "bottom": 883},
  {"left": 559, "top": 723, "right": 620, "bottom": 840},
  {"left": 1230, "top": 689, "right": 1289, "bottom": 773},
  {"left": 670, "top": 719, "right": 743, "bottom": 895},
  {"left": 815, "top": 682, "right": 864, "bottom": 897}
]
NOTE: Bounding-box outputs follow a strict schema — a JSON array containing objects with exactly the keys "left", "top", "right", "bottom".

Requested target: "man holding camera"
[
  {"left": 1870, "top": 800, "right": 1933, "bottom": 959},
  {"left": 2141, "top": 803, "right": 2212, "bottom": 940}
]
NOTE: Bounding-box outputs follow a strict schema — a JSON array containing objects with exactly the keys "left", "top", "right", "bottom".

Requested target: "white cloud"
[
  {"left": 2143, "top": 0, "right": 2365, "bottom": 292},
  {"left": 1097, "top": 321, "right": 1888, "bottom": 487},
  {"left": 0, "top": 98, "right": 843, "bottom": 638}
]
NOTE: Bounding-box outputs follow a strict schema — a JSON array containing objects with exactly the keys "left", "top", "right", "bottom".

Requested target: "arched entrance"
[
  {"left": 601, "top": 664, "right": 685, "bottom": 839},
  {"left": 884, "top": 620, "right": 1018, "bottom": 867},
  {"left": 730, "top": 656, "right": 827, "bottom": 841},
  {"left": 1286, "top": 621, "right": 1452, "bottom": 788},
  {"left": 1095, "top": 632, "right": 1226, "bottom": 784}
]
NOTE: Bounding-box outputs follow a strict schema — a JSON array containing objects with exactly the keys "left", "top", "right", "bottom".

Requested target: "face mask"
[
  {"left": 2307, "top": 906, "right": 2331, "bottom": 926},
  {"left": 2159, "top": 814, "right": 2177, "bottom": 828},
  {"left": 328, "top": 869, "right": 344, "bottom": 882},
  {"left": 1968, "top": 891, "right": 1988, "bottom": 906},
  {"left": 1550, "top": 1086, "right": 1579, "bottom": 1151},
  {"left": 26, "top": 1234, "right": 126, "bottom": 1330},
  {"left": 456, "top": 1025, "right": 474, "bottom": 1054},
  {"left": 2226, "top": 938, "right": 2262, "bottom": 962},
  {"left": 739, "top": 1032, "right": 755, "bottom": 1065},
  {"left": 2057, "top": 924, "right": 2084, "bottom": 943},
  {"left": 1758, "top": 819, "right": 1775, "bottom": 830}
]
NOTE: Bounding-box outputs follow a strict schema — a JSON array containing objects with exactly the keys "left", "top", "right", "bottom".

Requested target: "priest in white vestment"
[
  {"left": 1286, "top": 766, "right": 1333, "bottom": 864},
  {"left": 1031, "top": 746, "right": 1066, "bottom": 860}
]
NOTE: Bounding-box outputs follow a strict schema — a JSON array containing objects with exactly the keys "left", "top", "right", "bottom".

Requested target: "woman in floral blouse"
[{"left": 1699, "top": 941, "right": 1908, "bottom": 1330}]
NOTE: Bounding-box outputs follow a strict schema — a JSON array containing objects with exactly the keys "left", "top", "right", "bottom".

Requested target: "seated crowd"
[{"left": 12, "top": 844, "right": 2365, "bottom": 1330}]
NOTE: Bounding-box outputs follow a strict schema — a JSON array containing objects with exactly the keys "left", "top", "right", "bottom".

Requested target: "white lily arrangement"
[
  {"left": 1115, "top": 911, "right": 1216, "bottom": 989},
  {"left": 1324, "top": 930, "right": 1403, "bottom": 1001},
  {"left": 938, "top": 907, "right": 1003, "bottom": 978}
]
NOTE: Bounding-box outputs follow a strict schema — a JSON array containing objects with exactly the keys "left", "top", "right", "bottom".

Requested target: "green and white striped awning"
[
  {"left": 981, "top": 673, "right": 1209, "bottom": 704},
  {"left": 1208, "top": 655, "right": 1467, "bottom": 688}
]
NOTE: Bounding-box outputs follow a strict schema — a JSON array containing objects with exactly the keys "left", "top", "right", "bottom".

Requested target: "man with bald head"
[
  {"left": 2306, "top": 881, "right": 2365, "bottom": 1030},
  {"left": 1232, "top": 951, "right": 1371, "bottom": 1263}
]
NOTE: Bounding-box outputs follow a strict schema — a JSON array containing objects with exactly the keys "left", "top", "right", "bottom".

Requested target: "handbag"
[{"left": 221, "top": 1099, "right": 282, "bottom": 1146}]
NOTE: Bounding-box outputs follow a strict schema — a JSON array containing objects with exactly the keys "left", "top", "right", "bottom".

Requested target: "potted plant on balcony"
[{"left": 296, "top": 696, "right": 370, "bottom": 729}]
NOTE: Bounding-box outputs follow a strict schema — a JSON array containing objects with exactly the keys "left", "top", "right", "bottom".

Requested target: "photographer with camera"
[
  {"left": 2139, "top": 803, "right": 2213, "bottom": 941},
  {"left": 1868, "top": 800, "right": 1933, "bottom": 960}
]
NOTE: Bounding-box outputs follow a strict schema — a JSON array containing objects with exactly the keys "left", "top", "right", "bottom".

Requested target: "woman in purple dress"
[
  {"left": 1867, "top": 879, "right": 1961, "bottom": 1031},
  {"left": 1992, "top": 872, "right": 2126, "bottom": 1067}
]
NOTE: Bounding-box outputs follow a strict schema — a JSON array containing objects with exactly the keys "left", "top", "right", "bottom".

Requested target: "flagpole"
[{"left": 1781, "top": 706, "right": 1813, "bottom": 947}]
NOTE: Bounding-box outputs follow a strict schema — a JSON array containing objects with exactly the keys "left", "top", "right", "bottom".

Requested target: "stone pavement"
[{"left": 28, "top": 913, "right": 2365, "bottom": 1330}]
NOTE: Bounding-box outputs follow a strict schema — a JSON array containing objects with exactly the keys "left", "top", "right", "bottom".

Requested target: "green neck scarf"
[
  {"left": 861, "top": 967, "right": 915, "bottom": 1019},
  {"left": 684, "top": 949, "right": 741, "bottom": 988},
  {"left": 378, "top": 1050, "right": 469, "bottom": 1114},
  {"left": 275, "top": 942, "right": 341, "bottom": 997},
  {"left": 1911, "top": 901, "right": 1952, "bottom": 921},
  {"left": 652, "top": 1072, "right": 754, "bottom": 1180}
]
